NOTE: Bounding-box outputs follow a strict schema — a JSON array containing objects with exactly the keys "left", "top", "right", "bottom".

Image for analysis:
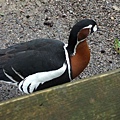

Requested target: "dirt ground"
[{"left": 0, "top": 0, "right": 120, "bottom": 102}]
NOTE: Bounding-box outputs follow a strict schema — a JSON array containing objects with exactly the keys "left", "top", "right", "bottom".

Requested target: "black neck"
[
  {"left": 66, "top": 24, "right": 81, "bottom": 55},
  {"left": 66, "top": 19, "right": 94, "bottom": 55},
  {"left": 66, "top": 34, "right": 77, "bottom": 55}
]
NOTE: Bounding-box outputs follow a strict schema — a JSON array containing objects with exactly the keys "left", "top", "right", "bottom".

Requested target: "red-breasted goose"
[{"left": 0, "top": 19, "right": 98, "bottom": 94}]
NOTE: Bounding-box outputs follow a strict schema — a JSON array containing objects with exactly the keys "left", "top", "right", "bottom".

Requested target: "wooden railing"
[{"left": 0, "top": 68, "right": 120, "bottom": 120}]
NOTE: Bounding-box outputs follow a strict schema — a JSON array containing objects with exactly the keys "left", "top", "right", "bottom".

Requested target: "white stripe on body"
[
  {"left": 11, "top": 67, "right": 24, "bottom": 79},
  {"left": 0, "top": 80, "right": 18, "bottom": 86},
  {"left": 3, "top": 69, "right": 17, "bottom": 83},
  {"left": 64, "top": 45, "right": 72, "bottom": 80},
  {"left": 19, "top": 62, "right": 67, "bottom": 94}
]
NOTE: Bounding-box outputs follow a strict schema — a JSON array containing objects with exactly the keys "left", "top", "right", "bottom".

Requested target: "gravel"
[{"left": 0, "top": 0, "right": 120, "bottom": 102}]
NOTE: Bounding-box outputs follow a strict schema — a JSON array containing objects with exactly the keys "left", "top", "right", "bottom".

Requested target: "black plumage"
[{"left": 0, "top": 39, "right": 70, "bottom": 84}]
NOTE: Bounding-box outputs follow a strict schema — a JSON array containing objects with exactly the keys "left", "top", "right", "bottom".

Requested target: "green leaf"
[{"left": 114, "top": 38, "right": 120, "bottom": 54}]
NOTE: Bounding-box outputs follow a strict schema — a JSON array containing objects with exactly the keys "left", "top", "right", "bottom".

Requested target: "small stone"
[
  {"left": 0, "top": 13, "right": 4, "bottom": 17},
  {"left": 44, "top": 21, "right": 54, "bottom": 27},
  {"left": 41, "top": 0, "right": 48, "bottom": 3},
  {"left": 109, "top": 60, "right": 112, "bottom": 63},
  {"left": 111, "top": 17, "right": 114, "bottom": 20},
  {"left": 44, "top": 9, "right": 49, "bottom": 13},
  {"left": 45, "top": 17, "right": 49, "bottom": 21},
  {"left": 100, "top": 50, "right": 106, "bottom": 53},
  {"left": 69, "top": 10, "right": 73, "bottom": 14},
  {"left": 62, "top": 13, "right": 67, "bottom": 18},
  {"left": 112, "top": 5, "right": 120, "bottom": 11},
  {"left": 26, "top": 15, "right": 30, "bottom": 19}
]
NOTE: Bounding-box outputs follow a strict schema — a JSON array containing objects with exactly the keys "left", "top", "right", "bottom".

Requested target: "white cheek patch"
[{"left": 93, "top": 25, "right": 97, "bottom": 32}]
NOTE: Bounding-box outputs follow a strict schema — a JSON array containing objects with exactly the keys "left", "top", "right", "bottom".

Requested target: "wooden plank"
[{"left": 0, "top": 68, "right": 120, "bottom": 120}]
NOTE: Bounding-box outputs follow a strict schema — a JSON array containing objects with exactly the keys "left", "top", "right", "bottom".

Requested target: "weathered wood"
[{"left": 0, "top": 68, "right": 120, "bottom": 120}]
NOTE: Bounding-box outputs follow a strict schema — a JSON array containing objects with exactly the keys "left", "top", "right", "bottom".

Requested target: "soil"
[{"left": 0, "top": 0, "right": 120, "bottom": 102}]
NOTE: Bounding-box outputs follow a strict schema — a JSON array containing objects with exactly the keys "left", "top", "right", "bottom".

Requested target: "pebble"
[
  {"left": 26, "top": 15, "right": 30, "bottom": 19},
  {"left": 111, "top": 17, "right": 114, "bottom": 20},
  {"left": 44, "top": 20, "right": 54, "bottom": 27},
  {"left": 112, "top": 5, "right": 120, "bottom": 11},
  {"left": 100, "top": 50, "right": 106, "bottom": 53},
  {"left": 69, "top": 10, "right": 73, "bottom": 14},
  {"left": 41, "top": 0, "right": 49, "bottom": 3},
  {"left": 62, "top": 13, "right": 67, "bottom": 18}
]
